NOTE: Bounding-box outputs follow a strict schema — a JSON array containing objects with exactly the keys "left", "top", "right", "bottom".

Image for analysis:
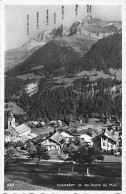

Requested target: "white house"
[
  {"left": 93, "top": 130, "right": 117, "bottom": 153},
  {"left": 41, "top": 139, "right": 61, "bottom": 151},
  {"left": 60, "top": 131, "right": 74, "bottom": 143},
  {"left": 79, "top": 133, "right": 93, "bottom": 146},
  {"left": 19, "top": 133, "right": 38, "bottom": 142},
  {"left": 50, "top": 132, "right": 63, "bottom": 144}
]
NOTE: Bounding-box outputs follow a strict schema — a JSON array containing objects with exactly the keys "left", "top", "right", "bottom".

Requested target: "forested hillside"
[
  {"left": 5, "top": 77, "right": 121, "bottom": 122},
  {"left": 80, "top": 33, "right": 122, "bottom": 72},
  {"left": 5, "top": 33, "right": 122, "bottom": 122}
]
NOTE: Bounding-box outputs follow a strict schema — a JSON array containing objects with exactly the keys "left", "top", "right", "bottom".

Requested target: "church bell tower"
[{"left": 8, "top": 112, "right": 15, "bottom": 130}]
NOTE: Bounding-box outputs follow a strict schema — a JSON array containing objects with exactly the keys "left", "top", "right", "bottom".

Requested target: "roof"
[
  {"left": 13, "top": 123, "right": 31, "bottom": 135},
  {"left": 77, "top": 124, "right": 103, "bottom": 134},
  {"left": 61, "top": 130, "right": 73, "bottom": 138},
  {"left": 93, "top": 130, "right": 117, "bottom": 143},
  {"left": 50, "top": 132, "right": 63, "bottom": 142},
  {"left": 28, "top": 133, "right": 38, "bottom": 139},
  {"left": 31, "top": 136, "right": 44, "bottom": 144},
  {"left": 19, "top": 135, "right": 28, "bottom": 142},
  {"left": 42, "top": 138, "right": 61, "bottom": 146},
  {"left": 65, "top": 130, "right": 78, "bottom": 136},
  {"left": 43, "top": 142, "right": 59, "bottom": 147},
  {"left": 49, "top": 138, "right": 61, "bottom": 145},
  {"left": 77, "top": 128, "right": 98, "bottom": 138},
  {"left": 104, "top": 130, "right": 118, "bottom": 142}
]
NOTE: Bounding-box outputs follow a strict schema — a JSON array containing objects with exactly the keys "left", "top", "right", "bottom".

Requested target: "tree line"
[{"left": 4, "top": 77, "right": 121, "bottom": 124}]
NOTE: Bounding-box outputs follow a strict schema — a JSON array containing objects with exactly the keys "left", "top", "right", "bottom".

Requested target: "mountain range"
[
  {"left": 5, "top": 14, "right": 122, "bottom": 100},
  {"left": 5, "top": 14, "right": 122, "bottom": 121},
  {"left": 5, "top": 14, "right": 121, "bottom": 72}
]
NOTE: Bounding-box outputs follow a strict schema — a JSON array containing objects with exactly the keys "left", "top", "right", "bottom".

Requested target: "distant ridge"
[{"left": 5, "top": 14, "right": 121, "bottom": 72}]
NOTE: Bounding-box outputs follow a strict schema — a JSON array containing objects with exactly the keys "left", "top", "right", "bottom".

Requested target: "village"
[
  {"left": 4, "top": 112, "right": 122, "bottom": 190},
  {"left": 5, "top": 112, "right": 122, "bottom": 157}
]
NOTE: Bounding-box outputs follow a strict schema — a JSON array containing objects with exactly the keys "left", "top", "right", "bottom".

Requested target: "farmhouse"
[
  {"left": 50, "top": 131, "right": 64, "bottom": 144},
  {"left": 78, "top": 133, "right": 93, "bottom": 146},
  {"left": 60, "top": 130, "right": 74, "bottom": 143},
  {"left": 20, "top": 133, "right": 38, "bottom": 142},
  {"left": 41, "top": 138, "right": 61, "bottom": 151},
  {"left": 93, "top": 130, "right": 117, "bottom": 153},
  {"left": 31, "top": 136, "right": 44, "bottom": 145}
]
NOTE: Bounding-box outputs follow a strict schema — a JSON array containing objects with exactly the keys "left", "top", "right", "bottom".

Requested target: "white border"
[{"left": 0, "top": 0, "right": 126, "bottom": 194}]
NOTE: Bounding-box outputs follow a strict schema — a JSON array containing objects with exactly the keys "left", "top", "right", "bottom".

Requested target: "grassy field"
[
  {"left": 5, "top": 157, "right": 122, "bottom": 191},
  {"left": 5, "top": 102, "right": 25, "bottom": 115}
]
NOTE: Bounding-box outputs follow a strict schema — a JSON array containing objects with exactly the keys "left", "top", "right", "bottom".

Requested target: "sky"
[{"left": 5, "top": 5, "right": 122, "bottom": 50}]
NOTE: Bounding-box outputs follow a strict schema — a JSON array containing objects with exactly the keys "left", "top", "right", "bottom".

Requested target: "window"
[
  {"left": 103, "top": 142, "right": 106, "bottom": 146},
  {"left": 119, "top": 141, "right": 122, "bottom": 147},
  {"left": 111, "top": 145, "right": 113, "bottom": 148}
]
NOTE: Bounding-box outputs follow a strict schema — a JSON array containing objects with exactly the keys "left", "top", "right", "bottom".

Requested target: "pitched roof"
[
  {"left": 12, "top": 123, "right": 31, "bottom": 135},
  {"left": 31, "top": 136, "right": 43, "bottom": 144},
  {"left": 50, "top": 132, "right": 63, "bottom": 142},
  {"left": 77, "top": 124, "right": 102, "bottom": 135},
  {"left": 19, "top": 135, "right": 28, "bottom": 142},
  {"left": 65, "top": 130, "right": 78, "bottom": 136},
  {"left": 104, "top": 130, "right": 118, "bottom": 142},
  {"left": 93, "top": 130, "right": 117, "bottom": 142},
  {"left": 42, "top": 138, "right": 61, "bottom": 146},
  {"left": 49, "top": 138, "right": 61, "bottom": 145},
  {"left": 28, "top": 133, "right": 38, "bottom": 139}
]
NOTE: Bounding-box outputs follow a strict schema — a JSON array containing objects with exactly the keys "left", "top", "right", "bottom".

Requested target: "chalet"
[
  {"left": 93, "top": 130, "right": 117, "bottom": 153},
  {"left": 76, "top": 127, "right": 99, "bottom": 146},
  {"left": 78, "top": 133, "right": 93, "bottom": 146},
  {"left": 31, "top": 136, "right": 44, "bottom": 145},
  {"left": 20, "top": 133, "right": 38, "bottom": 142},
  {"left": 60, "top": 130, "right": 75, "bottom": 143},
  {"left": 50, "top": 131, "right": 64, "bottom": 144},
  {"left": 41, "top": 139, "right": 61, "bottom": 151}
]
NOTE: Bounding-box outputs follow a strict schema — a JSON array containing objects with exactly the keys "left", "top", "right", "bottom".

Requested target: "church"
[{"left": 5, "top": 113, "right": 31, "bottom": 142}]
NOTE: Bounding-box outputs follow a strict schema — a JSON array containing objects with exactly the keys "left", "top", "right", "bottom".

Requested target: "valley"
[{"left": 4, "top": 10, "right": 122, "bottom": 191}]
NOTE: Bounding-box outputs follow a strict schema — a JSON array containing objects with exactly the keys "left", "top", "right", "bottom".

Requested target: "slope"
[
  {"left": 80, "top": 33, "right": 122, "bottom": 71},
  {"left": 6, "top": 35, "right": 95, "bottom": 77}
]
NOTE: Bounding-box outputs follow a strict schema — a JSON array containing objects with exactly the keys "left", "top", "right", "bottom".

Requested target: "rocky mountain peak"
[
  {"left": 53, "top": 23, "right": 70, "bottom": 37},
  {"left": 84, "top": 14, "right": 101, "bottom": 24}
]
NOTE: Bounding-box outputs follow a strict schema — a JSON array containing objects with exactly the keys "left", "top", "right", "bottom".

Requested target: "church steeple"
[{"left": 8, "top": 112, "right": 15, "bottom": 129}]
